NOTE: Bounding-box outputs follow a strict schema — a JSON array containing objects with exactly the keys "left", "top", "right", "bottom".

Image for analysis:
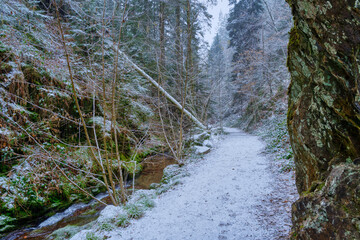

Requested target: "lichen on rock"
[
  {"left": 286, "top": 0, "right": 360, "bottom": 238},
  {"left": 291, "top": 164, "right": 360, "bottom": 239}
]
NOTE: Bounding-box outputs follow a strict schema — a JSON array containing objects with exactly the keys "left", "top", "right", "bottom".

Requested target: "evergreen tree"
[
  {"left": 225, "top": 0, "right": 292, "bottom": 130},
  {"left": 204, "top": 11, "right": 234, "bottom": 124},
  {"left": 226, "top": 0, "right": 264, "bottom": 112},
  {"left": 207, "top": 34, "right": 225, "bottom": 125},
  {"left": 227, "top": 0, "right": 264, "bottom": 76}
]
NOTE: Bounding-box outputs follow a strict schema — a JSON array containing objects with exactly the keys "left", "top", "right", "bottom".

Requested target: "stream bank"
[
  {"left": 71, "top": 128, "right": 297, "bottom": 240},
  {"left": 1, "top": 155, "right": 177, "bottom": 240},
  {"left": 2, "top": 128, "right": 297, "bottom": 239}
]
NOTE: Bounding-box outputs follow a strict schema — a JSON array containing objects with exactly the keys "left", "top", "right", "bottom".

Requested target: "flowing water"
[{"left": 1, "top": 155, "right": 176, "bottom": 240}]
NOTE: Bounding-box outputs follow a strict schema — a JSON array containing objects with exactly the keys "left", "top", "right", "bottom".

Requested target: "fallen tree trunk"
[{"left": 117, "top": 48, "right": 206, "bottom": 129}]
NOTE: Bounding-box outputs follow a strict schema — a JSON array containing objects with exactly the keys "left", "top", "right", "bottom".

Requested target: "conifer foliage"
[
  {"left": 223, "top": 0, "right": 292, "bottom": 129},
  {"left": 0, "top": 0, "right": 213, "bottom": 231}
]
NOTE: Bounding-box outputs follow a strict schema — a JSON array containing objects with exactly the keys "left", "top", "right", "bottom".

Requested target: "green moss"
[
  {"left": 289, "top": 27, "right": 301, "bottom": 50},
  {"left": 28, "top": 111, "right": 39, "bottom": 121},
  {"left": 51, "top": 225, "right": 82, "bottom": 240},
  {"left": 0, "top": 63, "right": 12, "bottom": 74},
  {"left": 301, "top": 190, "right": 315, "bottom": 197},
  {"left": 0, "top": 224, "right": 16, "bottom": 233},
  {"left": 301, "top": 181, "right": 325, "bottom": 196},
  {"left": 343, "top": 205, "right": 350, "bottom": 214},
  {"left": 25, "top": 32, "right": 47, "bottom": 53},
  {"left": 82, "top": 208, "right": 98, "bottom": 216},
  {"left": 124, "top": 161, "right": 143, "bottom": 177},
  {"left": 317, "top": 182, "right": 325, "bottom": 191}
]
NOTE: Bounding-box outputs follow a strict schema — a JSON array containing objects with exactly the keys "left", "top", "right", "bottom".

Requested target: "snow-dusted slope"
[{"left": 86, "top": 129, "right": 296, "bottom": 240}]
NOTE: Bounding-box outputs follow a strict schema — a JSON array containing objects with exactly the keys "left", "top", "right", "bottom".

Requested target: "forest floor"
[{"left": 102, "top": 128, "right": 298, "bottom": 240}]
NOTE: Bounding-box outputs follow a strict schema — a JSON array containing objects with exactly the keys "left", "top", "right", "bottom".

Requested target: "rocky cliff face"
[{"left": 286, "top": 0, "right": 360, "bottom": 238}]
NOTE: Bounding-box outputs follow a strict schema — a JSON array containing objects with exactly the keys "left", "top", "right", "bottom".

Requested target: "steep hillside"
[{"left": 0, "top": 0, "right": 184, "bottom": 234}]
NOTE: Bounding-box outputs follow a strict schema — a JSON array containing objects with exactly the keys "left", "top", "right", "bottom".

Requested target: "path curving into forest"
[{"left": 108, "top": 128, "right": 297, "bottom": 240}]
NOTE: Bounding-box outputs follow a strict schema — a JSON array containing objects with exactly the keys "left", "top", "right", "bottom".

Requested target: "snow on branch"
[{"left": 116, "top": 47, "right": 206, "bottom": 130}]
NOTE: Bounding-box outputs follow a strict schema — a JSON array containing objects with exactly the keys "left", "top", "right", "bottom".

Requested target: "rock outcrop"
[
  {"left": 292, "top": 164, "right": 360, "bottom": 239},
  {"left": 286, "top": 0, "right": 360, "bottom": 238}
]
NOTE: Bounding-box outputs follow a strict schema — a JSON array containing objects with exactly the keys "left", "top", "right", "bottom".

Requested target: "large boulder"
[
  {"left": 286, "top": 0, "right": 360, "bottom": 238},
  {"left": 292, "top": 164, "right": 360, "bottom": 239},
  {"left": 287, "top": 0, "right": 360, "bottom": 194}
]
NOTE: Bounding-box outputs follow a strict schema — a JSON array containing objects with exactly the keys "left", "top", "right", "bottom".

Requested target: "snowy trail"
[{"left": 109, "top": 128, "right": 296, "bottom": 240}]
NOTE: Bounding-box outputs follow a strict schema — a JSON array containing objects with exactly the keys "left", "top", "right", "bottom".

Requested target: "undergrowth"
[
  {"left": 116, "top": 213, "right": 130, "bottom": 228},
  {"left": 258, "top": 114, "right": 295, "bottom": 172}
]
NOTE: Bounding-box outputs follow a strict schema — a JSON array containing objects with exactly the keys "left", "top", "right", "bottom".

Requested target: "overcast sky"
[{"left": 204, "top": 0, "right": 230, "bottom": 45}]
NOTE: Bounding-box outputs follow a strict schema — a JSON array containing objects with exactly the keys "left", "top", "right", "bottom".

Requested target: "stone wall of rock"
[
  {"left": 292, "top": 164, "right": 360, "bottom": 239},
  {"left": 286, "top": 0, "right": 360, "bottom": 238}
]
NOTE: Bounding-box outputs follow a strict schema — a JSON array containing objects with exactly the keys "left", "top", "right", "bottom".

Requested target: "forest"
[{"left": 0, "top": 0, "right": 359, "bottom": 239}]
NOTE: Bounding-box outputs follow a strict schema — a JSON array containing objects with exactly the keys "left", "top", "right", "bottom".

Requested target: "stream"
[
  {"left": 100, "top": 129, "right": 297, "bottom": 240},
  {"left": 1, "top": 155, "right": 176, "bottom": 240}
]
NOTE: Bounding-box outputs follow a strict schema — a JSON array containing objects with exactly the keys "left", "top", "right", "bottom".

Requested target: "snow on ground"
[{"left": 97, "top": 129, "right": 297, "bottom": 239}]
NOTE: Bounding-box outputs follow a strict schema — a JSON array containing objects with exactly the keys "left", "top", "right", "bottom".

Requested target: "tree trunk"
[
  {"left": 159, "top": 0, "right": 165, "bottom": 79},
  {"left": 116, "top": 47, "right": 206, "bottom": 129}
]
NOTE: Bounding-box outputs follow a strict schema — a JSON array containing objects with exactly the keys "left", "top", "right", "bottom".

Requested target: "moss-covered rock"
[
  {"left": 287, "top": 0, "right": 360, "bottom": 238},
  {"left": 287, "top": 0, "right": 360, "bottom": 193},
  {"left": 50, "top": 225, "right": 83, "bottom": 240},
  {"left": 291, "top": 164, "right": 360, "bottom": 239},
  {"left": 0, "top": 215, "right": 16, "bottom": 233}
]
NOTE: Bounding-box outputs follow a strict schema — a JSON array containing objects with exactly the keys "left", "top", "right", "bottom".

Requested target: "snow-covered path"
[{"left": 109, "top": 129, "right": 296, "bottom": 240}]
